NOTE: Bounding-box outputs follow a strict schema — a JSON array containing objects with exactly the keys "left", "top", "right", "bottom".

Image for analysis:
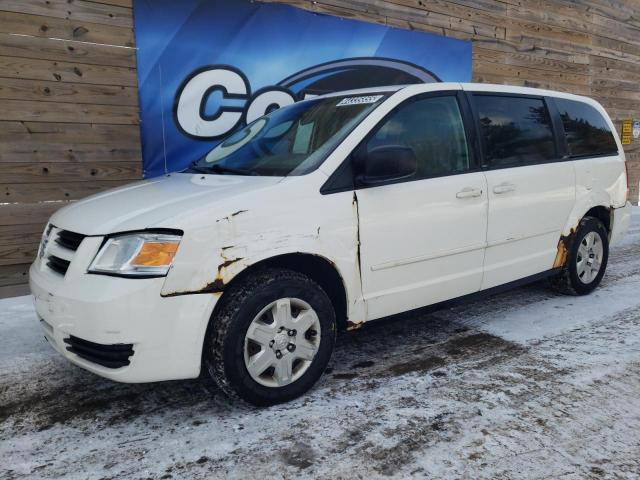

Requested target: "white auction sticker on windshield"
[{"left": 336, "top": 95, "right": 384, "bottom": 107}]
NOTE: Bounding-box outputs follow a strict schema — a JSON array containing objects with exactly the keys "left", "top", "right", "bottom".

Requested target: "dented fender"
[{"left": 157, "top": 178, "right": 367, "bottom": 326}]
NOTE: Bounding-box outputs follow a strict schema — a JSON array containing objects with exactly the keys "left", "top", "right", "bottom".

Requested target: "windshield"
[{"left": 186, "top": 93, "right": 388, "bottom": 176}]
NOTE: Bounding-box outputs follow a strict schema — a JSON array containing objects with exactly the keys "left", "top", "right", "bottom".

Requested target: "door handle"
[
  {"left": 493, "top": 183, "right": 516, "bottom": 194},
  {"left": 456, "top": 187, "right": 483, "bottom": 199}
]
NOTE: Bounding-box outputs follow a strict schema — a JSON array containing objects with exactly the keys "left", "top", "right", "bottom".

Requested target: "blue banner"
[{"left": 133, "top": 0, "right": 472, "bottom": 177}]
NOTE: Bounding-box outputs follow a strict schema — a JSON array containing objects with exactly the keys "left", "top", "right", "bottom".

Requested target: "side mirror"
[{"left": 354, "top": 145, "right": 418, "bottom": 187}]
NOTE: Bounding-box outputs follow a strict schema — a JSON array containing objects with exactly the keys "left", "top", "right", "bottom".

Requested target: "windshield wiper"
[
  {"left": 185, "top": 162, "right": 257, "bottom": 176},
  {"left": 207, "top": 164, "right": 258, "bottom": 176},
  {"left": 185, "top": 162, "right": 210, "bottom": 174}
]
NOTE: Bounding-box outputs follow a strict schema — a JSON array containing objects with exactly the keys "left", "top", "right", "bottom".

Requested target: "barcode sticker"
[{"left": 336, "top": 95, "right": 384, "bottom": 107}]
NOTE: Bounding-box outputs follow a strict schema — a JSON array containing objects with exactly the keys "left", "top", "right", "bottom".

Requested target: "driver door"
[{"left": 355, "top": 92, "right": 488, "bottom": 320}]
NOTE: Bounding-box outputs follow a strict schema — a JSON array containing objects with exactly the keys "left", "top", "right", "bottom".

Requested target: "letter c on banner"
[{"left": 175, "top": 66, "right": 249, "bottom": 139}]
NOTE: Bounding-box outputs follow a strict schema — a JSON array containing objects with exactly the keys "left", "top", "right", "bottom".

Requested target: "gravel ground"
[{"left": 2, "top": 210, "right": 640, "bottom": 480}]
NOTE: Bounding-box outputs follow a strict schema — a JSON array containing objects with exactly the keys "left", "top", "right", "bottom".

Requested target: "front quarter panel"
[{"left": 159, "top": 174, "right": 364, "bottom": 322}]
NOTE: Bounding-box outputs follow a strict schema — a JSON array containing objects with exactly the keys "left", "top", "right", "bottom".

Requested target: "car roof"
[
  {"left": 319, "top": 82, "right": 594, "bottom": 105},
  {"left": 457, "top": 82, "right": 592, "bottom": 103}
]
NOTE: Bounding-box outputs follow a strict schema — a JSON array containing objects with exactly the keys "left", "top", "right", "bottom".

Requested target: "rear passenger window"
[
  {"left": 554, "top": 98, "right": 618, "bottom": 158},
  {"left": 365, "top": 95, "right": 470, "bottom": 179},
  {"left": 474, "top": 95, "right": 556, "bottom": 167}
]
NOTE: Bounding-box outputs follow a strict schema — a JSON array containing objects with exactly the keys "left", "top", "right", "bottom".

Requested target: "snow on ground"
[{"left": 2, "top": 210, "right": 640, "bottom": 479}]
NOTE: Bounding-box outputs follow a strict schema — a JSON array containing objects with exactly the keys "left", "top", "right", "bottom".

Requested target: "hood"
[{"left": 50, "top": 173, "right": 283, "bottom": 235}]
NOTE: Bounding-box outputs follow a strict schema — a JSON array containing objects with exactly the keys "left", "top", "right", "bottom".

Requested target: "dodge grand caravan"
[{"left": 30, "top": 83, "right": 631, "bottom": 405}]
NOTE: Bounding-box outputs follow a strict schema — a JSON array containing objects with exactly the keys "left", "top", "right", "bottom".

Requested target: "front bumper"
[{"left": 29, "top": 257, "right": 218, "bottom": 383}]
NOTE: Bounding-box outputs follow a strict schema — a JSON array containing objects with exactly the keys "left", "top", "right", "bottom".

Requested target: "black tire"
[
  {"left": 203, "top": 267, "right": 336, "bottom": 406},
  {"left": 550, "top": 216, "right": 609, "bottom": 296}
]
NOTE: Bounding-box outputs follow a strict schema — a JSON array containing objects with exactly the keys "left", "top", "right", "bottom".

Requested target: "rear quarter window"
[{"left": 554, "top": 98, "right": 618, "bottom": 158}]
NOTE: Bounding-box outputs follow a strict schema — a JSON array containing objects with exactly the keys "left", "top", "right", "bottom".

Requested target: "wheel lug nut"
[
  {"left": 275, "top": 350, "right": 282, "bottom": 359},
  {"left": 288, "top": 329, "right": 296, "bottom": 337},
  {"left": 269, "top": 340, "right": 274, "bottom": 347},
  {"left": 287, "top": 343, "right": 296, "bottom": 352}
]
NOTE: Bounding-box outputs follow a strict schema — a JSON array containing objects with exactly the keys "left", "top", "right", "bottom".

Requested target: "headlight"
[{"left": 88, "top": 232, "right": 181, "bottom": 277}]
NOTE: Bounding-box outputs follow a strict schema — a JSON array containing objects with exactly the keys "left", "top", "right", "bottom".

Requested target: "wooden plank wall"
[
  {"left": 276, "top": 0, "right": 640, "bottom": 197},
  {"left": 0, "top": 0, "right": 140, "bottom": 296},
  {"left": 1, "top": 0, "right": 639, "bottom": 296}
]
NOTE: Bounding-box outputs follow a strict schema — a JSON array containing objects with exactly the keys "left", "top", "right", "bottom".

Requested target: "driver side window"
[{"left": 365, "top": 95, "right": 470, "bottom": 180}]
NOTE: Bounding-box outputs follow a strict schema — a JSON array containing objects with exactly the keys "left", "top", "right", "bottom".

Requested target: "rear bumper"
[
  {"left": 29, "top": 261, "right": 218, "bottom": 383},
  {"left": 610, "top": 201, "right": 632, "bottom": 246}
]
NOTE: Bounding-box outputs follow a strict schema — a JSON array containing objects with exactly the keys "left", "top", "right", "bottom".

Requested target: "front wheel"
[
  {"left": 203, "top": 268, "right": 336, "bottom": 406},
  {"left": 550, "top": 216, "right": 609, "bottom": 295}
]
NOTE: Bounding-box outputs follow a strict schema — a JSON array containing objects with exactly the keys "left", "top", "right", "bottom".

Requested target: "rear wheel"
[
  {"left": 203, "top": 268, "right": 336, "bottom": 406},
  {"left": 550, "top": 216, "right": 609, "bottom": 295}
]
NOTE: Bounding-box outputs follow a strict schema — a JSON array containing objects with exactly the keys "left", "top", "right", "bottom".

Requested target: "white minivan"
[{"left": 30, "top": 83, "right": 631, "bottom": 405}]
